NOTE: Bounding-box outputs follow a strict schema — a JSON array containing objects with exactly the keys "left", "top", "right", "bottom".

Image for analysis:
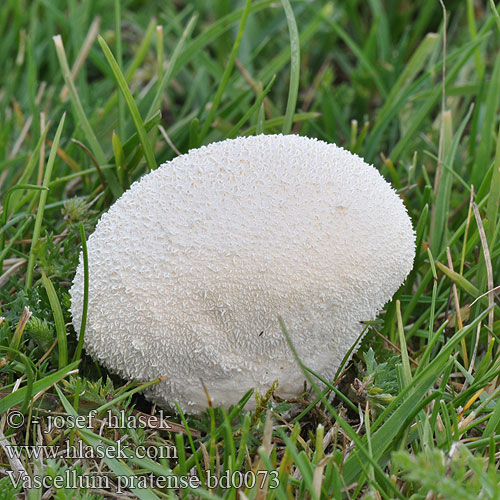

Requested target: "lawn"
[{"left": 0, "top": 0, "right": 499, "bottom": 498}]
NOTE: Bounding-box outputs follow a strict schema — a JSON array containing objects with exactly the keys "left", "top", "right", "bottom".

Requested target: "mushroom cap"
[{"left": 70, "top": 134, "right": 415, "bottom": 414}]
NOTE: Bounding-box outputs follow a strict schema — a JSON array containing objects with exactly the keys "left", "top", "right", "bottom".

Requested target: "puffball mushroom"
[{"left": 70, "top": 134, "right": 415, "bottom": 414}]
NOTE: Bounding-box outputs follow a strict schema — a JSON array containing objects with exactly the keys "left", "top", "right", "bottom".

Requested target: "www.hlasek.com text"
[{"left": 3, "top": 440, "right": 177, "bottom": 461}]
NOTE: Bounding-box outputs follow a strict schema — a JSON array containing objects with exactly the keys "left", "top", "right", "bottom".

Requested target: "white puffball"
[{"left": 70, "top": 134, "right": 415, "bottom": 414}]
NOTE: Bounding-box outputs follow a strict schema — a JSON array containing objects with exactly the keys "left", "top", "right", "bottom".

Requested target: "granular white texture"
[{"left": 70, "top": 134, "right": 415, "bottom": 414}]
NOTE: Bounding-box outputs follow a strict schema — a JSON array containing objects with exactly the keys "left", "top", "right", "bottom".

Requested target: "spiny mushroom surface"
[{"left": 70, "top": 134, "right": 415, "bottom": 414}]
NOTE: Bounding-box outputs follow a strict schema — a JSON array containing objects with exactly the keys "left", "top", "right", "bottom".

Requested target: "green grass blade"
[
  {"left": 98, "top": 34, "right": 157, "bottom": 171},
  {"left": 41, "top": 272, "right": 68, "bottom": 369},
  {"left": 175, "top": 401, "right": 205, "bottom": 487},
  {"left": 93, "top": 378, "right": 164, "bottom": 414},
  {"left": 279, "top": 319, "right": 405, "bottom": 499},
  {"left": 432, "top": 104, "right": 475, "bottom": 254},
  {"left": 0, "top": 360, "right": 79, "bottom": 414},
  {"left": 198, "top": 0, "right": 252, "bottom": 142},
  {"left": 430, "top": 109, "right": 453, "bottom": 254},
  {"left": 25, "top": 113, "right": 66, "bottom": 291},
  {"left": 390, "top": 34, "right": 486, "bottom": 162},
  {"left": 318, "top": 7, "right": 387, "bottom": 98},
  {"left": 365, "top": 32, "right": 439, "bottom": 159},
  {"left": 108, "top": 110, "right": 162, "bottom": 164},
  {"left": 396, "top": 300, "right": 412, "bottom": 388},
  {"left": 258, "top": 4, "right": 329, "bottom": 85},
  {"left": 8, "top": 122, "right": 49, "bottom": 212},
  {"left": 471, "top": 49, "right": 500, "bottom": 186},
  {"left": 0, "top": 184, "right": 47, "bottom": 271},
  {"left": 96, "top": 18, "right": 157, "bottom": 122},
  {"left": 243, "top": 111, "right": 320, "bottom": 135},
  {"left": 0, "top": 347, "right": 36, "bottom": 415},
  {"left": 53, "top": 35, "right": 122, "bottom": 198},
  {"left": 146, "top": 15, "right": 197, "bottom": 120},
  {"left": 342, "top": 308, "right": 491, "bottom": 484},
  {"left": 172, "top": 1, "right": 274, "bottom": 83},
  {"left": 281, "top": 0, "right": 300, "bottom": 135},
  {"left": 486, "top": 118, "right": 500, "bottom": 246},
  {"left": 114, "top": 0, "right": 125, "bottom": 138},
  {"left": 434, "top": 260, "right": 480, "bottom": 297},
  {"left": 225, "top": 75, "right": 276, "bottom": 138},
  {"left": 55, "top": 385, "right": 162, "bottom": 500}
]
